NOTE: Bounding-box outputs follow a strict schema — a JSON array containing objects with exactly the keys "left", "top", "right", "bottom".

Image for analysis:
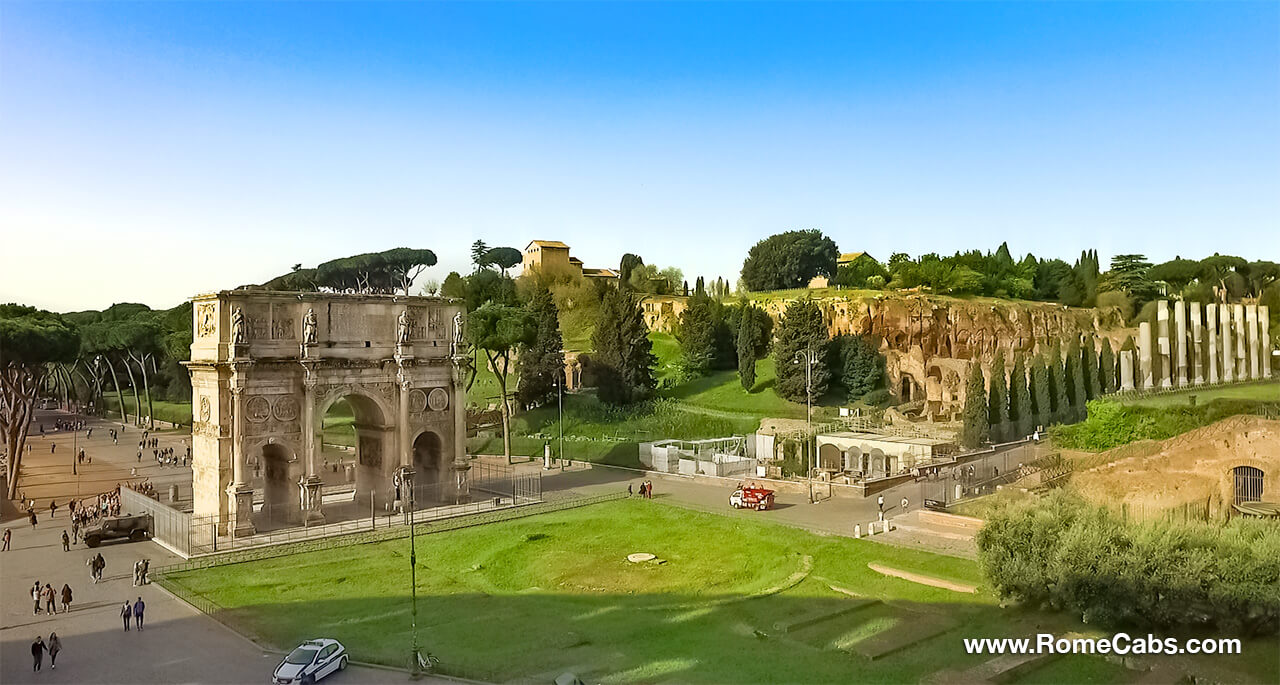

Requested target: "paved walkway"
[{"left": 1, "top": 410, "right": 440, "bottom": 685}]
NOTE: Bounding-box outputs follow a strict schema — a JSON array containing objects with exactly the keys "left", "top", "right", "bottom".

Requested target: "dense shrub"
[{"left": 977, "top": 491, "right": 1280, "bottom": 636}]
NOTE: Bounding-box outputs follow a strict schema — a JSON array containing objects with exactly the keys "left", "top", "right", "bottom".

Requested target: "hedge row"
[{"left": 976, "top": 491, "right": 1280, "bottom": 636}]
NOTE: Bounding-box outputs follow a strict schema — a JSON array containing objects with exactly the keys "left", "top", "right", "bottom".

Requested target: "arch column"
[
  {"left": 227, "top": 366, "right": 256, "bottom": 538},
  {"left": 451, "top": 353, "right": 471, "bottom": 503},
  {"left": 300, "top": 362, "right": 324, "bottom": 525}
]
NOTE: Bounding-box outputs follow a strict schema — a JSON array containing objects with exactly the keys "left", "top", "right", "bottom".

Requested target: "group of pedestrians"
[
  {"left": 31, "top": 580, "right": 74, "bottom": 615},
  {"left": 30, "top": 633, "right": 62, "bottom": 672},
  {"left": 121, "top": 597, "right": 146, "bottom": 631},
  {"left": 87, "top": 552, "right": 107, "bottom": 583},
  {"left": 634, "top": 480, "right": 655, "bottom": 499}
]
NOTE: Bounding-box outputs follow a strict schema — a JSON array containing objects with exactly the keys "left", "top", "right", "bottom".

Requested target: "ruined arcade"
[{"left": 185, "top": 290, "right": 468, "bottom": 537}]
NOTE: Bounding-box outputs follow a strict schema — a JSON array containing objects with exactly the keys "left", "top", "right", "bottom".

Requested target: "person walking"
[
  {"left": 29, "top": 509, "right": 38, "bottom": 530},
  {"left": 31, "top": 636, "right": 46, "bottom": 672},
  {"left": 61, "top": 583, "right": 73, "bottom": 613},
  {"left": 61, "top": 530, "right": 70, "bottom": 552},
  {"left": 901, "top": 496, "right": 909, "bottom": 512},
  {"left": 32, "top": 582, "right": 42, "bottom": 615},
  {"left": 44, "top": 584, "right": 56, "bottom": 614},
  {"left": 877, "top": 494, "right": 884, "bottom": 513},
  {"left": 47, "top": 632, "right": 61, "bottom": 669},
  {"left": 2, "top": 528, "right": 11, "bottom": 551},
  {"left": 121, "top": 600, "right": 132, "bottom": 631},
  {"left": 133, "top": 596, "right": 146, "bottom": 630}
]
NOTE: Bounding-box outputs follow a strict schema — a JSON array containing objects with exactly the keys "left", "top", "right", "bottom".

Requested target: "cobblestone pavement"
[{"left": 1, "top": 410, "right": 447, "bottom": 685}]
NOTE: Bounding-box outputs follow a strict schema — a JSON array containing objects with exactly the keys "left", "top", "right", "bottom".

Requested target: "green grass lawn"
[
  {"left": 1118, "top": 380, "right": 1280, "bottom": 408},
  {"left": 162, "top": 499, "right": 1275, "bottom": 684},
  {"left": 102, "top": 395, "right": 193, "bottom": 426}
]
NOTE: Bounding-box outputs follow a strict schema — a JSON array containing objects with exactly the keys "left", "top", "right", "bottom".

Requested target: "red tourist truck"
[{"left": 729, "top": 485, "right": 776, "bottom": 511}]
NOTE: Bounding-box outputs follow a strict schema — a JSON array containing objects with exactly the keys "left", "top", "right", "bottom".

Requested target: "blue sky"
[{"left": 2, "top": 1, "right": 1277, "bottom": 311}]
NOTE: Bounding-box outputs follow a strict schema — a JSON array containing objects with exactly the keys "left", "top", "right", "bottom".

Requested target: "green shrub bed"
[
  {"left": 977, "top": 491, "right": 1280, "bottom": 636},
  {"left": 1050, "top": 398, "right": 1280, "bottom": 451}
]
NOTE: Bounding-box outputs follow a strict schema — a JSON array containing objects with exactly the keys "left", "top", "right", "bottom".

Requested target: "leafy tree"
[
  {"left": 592, "top": 288, "right": 656, "bottom": 405},
  {"left": 1242, "top": 260, "right": 1280, "bottom": 297},
  {"left": 961, "top": 363, "right": 990, "bottom": 448},
  {"left": 1031, "top": 355, "right": 1052, "bottom": 431},
  {"left": 1100, "top": 254, "right": 1157, "bottom": 307},
  {"left": 772, "top": 299, "right": 831, "bottom": 402},
  {"left": 480, "top": 247, "right": 522, "bottom": 276},
  {"left": 1198, "top": 254, "right": 1248, "bottom": 298},
  {"left": 736, "top": 305, "right": 761, "bottom": 391},
  {"left": 831, "top": 334, "right": 884, "bottom": 401},
  {"left": 312, "top": 248, "right": 437, "bottom": 294},
  {"left": 1057, "top": 269, "right": 1088, "bottom": 307},
  {"left": 1148, "top": 258, "right": 1202, "bottom": 294},
  {"left": 1, "top": 305, "right": 80, "bottom": 498},
  {"left": 740, "top": 229, "right": 839, "bottom": 291},
  {"left": 1010, "top": 353, "right": 1033, "bottom": 438},
  {"left": 1099, "top": 338, "right": 1115, "bottom": 395},
  {"left": 468, "top": 303, "right": 536, "bottom": 462},
  {"left": 619, "top": 253, "right": 644, "bottom": 286},
  {"left": 516, "top": 287, "right": 564, "bottom": 408},
  {"left": 464, "top": 269, "right": 518, "bottom": 311},
  {"left": 440, "top": 271, "right": 466, "bottom": 299},
  {"left": 1034, "top": 259, "right": 1074, "bottom": 302}
]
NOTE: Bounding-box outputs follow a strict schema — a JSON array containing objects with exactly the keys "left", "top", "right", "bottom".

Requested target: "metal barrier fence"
[
  {"left": 167, "top": 462, "right": 542, "bottom": 557},
  {"left": 153, "top": 491, "right": 626, "bottom": 575},
  {"left": 120, "top": 486, "right": 194, "bottom": 556}
]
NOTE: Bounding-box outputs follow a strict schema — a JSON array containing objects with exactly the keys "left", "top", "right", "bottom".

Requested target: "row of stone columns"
[{"left": 1124, "top": 300, "right": 1272, "bottom": 391}]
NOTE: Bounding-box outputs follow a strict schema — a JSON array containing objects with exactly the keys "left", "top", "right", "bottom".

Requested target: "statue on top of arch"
[
  {"left": 397, "top": 309, "right": 412, "bottom": 345},
  {"left": 302, "top": 308, "right": 318, "bottom": 346}
]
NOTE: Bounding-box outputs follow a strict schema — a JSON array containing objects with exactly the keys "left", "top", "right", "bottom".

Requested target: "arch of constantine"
[{"left": 186, "top": 290, "right": 468, "bottom": 538}]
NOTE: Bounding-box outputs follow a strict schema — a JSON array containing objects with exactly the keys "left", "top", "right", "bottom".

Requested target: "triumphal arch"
[{"left": 186, "top": 290, "right": 468, "bottom": 538}]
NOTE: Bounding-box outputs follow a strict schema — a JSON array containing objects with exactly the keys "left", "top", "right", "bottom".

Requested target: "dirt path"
[{"left": 867, "top": 562, "right": 977, "bottom": 593}]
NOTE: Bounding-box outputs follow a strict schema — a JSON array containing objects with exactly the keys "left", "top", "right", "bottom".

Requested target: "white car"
[{"left": 272, "top": 639, "right": 348, "bottom": 684}]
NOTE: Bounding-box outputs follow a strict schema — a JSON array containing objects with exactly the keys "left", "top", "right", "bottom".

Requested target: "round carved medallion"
[
  {"left": 427, "top": 387, "right": 449, "bottom": 412},
  {"left": 273, "top": 396, "right": 300, "bottom": 422},
  {"left": 199, "top": 396, "right": 211, "bottom": 422},
  {"left": 408, "top": 389, "right": 428, "bottom": 414},
  {"left": 245, "top": 396, "right": 271, "bottom": 423}
]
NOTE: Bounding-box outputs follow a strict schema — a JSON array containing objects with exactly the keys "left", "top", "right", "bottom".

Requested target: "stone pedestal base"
[
  {"left": 452, "top": 461, "right": 471, "bottom": 504},
  {"left": 227, "top": 485, "right": 256, "bottom": 538},
  {"left": 303, "top": 476, "right": 326, "bottom": 526}
]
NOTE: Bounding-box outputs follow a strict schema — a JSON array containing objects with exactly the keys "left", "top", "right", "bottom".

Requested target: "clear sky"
[{"left": 2, "top": 1, "right": 1277, "bottom": 312}]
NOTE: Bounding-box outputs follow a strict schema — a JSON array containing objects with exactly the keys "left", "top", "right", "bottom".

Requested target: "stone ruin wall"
[{"left": 756, "top": 294, "right": 1130, "bottom": 419}]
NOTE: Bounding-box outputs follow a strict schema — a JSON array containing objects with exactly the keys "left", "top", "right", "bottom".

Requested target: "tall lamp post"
[
  {"left": 403, "top": 466, "right": 423, "bottom": 677},
  {"left": 794, "top": 349, "right": 820, "bottom": 504}
]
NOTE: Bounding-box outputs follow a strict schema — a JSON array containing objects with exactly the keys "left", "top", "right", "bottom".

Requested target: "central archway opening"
[
  {"left": 321, "top": 393, "right": 391, "bottom": 512},
  {"left": 256, "top": 443, "right": 300, "bottom": 530},
  {"left": 412, "top": 430, "right": 446, "bottom": 504}
]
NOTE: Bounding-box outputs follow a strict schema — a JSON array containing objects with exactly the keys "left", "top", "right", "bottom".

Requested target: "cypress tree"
[
  {"left": 676, "top": 295, "right": 717, "bottom": 376},
  {"left": 1098, "top": 338, "right": 1115, "bottom": 395},
  {"left": 515, "top": 286, "right": 565, "bottom": 407},
  {"left": 1069, "top": 339, "right": 1088, "bottom": 422},
  {"left": 1083, "top": 337, "right": 1102, "bottom": 400},
  {"left": 772, "top": 299, "right": 831, "bottom": 402},
  {"left": 987, "top": 349, "right": 1008, "bottom": 442},
  {"left": 737, "top": 305, "right": 760, "bottom": 391},
  {"left": 961, "top": 362, "right": 990, "bottom": 448},
  {"left": 1049, "top": 340, "right": 1070, "bottom": 424},
  {"left": 1031, "top": 355, "right": 1052, "bottom": 432},
  {"left": 593, "top": 287, "right": 656, "bottom": 405},
  {"left": 1010, "top": 352, "right": 1033, "bottom": 438},
  {"left": 1064, "top": 338, "right": 1082, "bottom": 420}
]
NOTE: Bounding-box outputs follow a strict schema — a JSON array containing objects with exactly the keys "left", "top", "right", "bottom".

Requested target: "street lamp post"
[
  {"left": 794, "top": 349, "right": 819, "bottom": 504},
  {"left": 404, "top": 467, "right": 423, "bottom": 677}
]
